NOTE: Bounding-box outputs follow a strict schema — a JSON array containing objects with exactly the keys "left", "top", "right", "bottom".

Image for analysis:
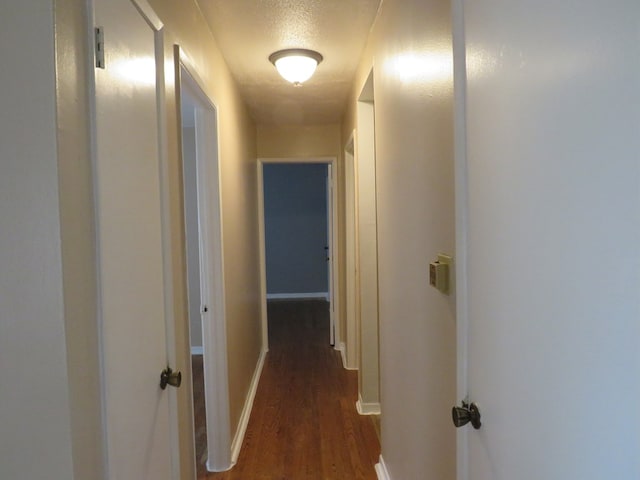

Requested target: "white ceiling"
[{"left": 196, "top": 0, "right": 381, "bottom": 125}]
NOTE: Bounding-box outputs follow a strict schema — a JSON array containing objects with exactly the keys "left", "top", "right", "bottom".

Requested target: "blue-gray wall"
[{"left": 264, "top": 163, "right": 328, "bottom": 295}]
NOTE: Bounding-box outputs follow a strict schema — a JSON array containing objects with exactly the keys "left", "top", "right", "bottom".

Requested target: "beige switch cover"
[{"left": 430, "top": 253, "right": 453, "bottom": 294}]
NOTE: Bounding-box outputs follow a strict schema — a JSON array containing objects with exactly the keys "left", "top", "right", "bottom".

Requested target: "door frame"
[
  {"left": 257, "top": 157, "right": 340, "bottom": 351},
  {"left": 326, "top": 163, "right": 335, "bottom": 345},
  {"left": 343, "top": 132, "right": 359, "bottom": 370},
  {"left": 175, "top": 47, "right": 232, "bottom": 473},
  {"left": 354, "top": 69, "right": 381, "bottom": 416},
  {"left": 452, "top": 0, "right": 469, "bottom": 479}
]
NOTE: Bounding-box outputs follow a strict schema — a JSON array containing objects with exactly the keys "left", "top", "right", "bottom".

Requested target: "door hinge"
[{"left": 95, "top": 27, "right": 105, "bottom": 69}]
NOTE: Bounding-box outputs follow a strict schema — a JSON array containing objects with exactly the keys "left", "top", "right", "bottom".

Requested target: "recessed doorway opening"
[{"left": 257, "top": 157, "right": 340, "bottom": 352}]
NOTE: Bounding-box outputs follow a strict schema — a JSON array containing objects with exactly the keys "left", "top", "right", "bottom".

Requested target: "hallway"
[
  {"left": 4, "top": 0, "right": 640, "bottom": 478},
  {"left": 198, "top": 300, "right": 380, "bottom": 479}
]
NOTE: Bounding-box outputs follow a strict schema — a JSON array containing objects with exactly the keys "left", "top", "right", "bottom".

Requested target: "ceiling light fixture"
[{"left": 269, "top": 49, "right": 323, "bottom": 86}]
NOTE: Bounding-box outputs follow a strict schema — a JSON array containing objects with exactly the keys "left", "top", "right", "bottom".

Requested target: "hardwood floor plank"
[{"left": 196, "top": 300, "right": 380, "bottom": 479}]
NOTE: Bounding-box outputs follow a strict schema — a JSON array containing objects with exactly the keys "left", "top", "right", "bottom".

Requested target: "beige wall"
[
  {"left": 257, "top": 124, "right": 341, "bottom": 158},
  {"left": 51, "top": 0, "right": 262, "bottom": 477},
  {"left": 343, "top": 0, "right": 456, "bottom": 477},
  {"left": 146, "top": 1, "right": 262, "bottom": 477},
  {"left": 0, "top": 2, "right": 77, "bottom": 478},
  {"left": 49, "top": 0, "right": 455, "bottom": 477}
]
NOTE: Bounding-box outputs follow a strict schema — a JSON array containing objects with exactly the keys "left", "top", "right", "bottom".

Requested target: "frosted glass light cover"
[
  {"left": 269, "top": 49, "right": 323, "bottom": 86},
  {"left": 274, "top": 55, "right": 318, "bottom": 85}
]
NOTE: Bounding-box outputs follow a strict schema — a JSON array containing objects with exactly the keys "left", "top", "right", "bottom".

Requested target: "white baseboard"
[
  {"left": 190, "top": 346, "right": 203, "bottom": 355},
  {"left": 266, "top": 292, "right": 329, "bottom": 300},
  {"left": 230, "top": 348, "right": 267, "bottom": 465},
  {"left": 375, "top": 455, "right": 391, "bottom": 480},
  {"left": 338, "top": 341, "right": 358, "bottom": 371},
  {"left": 338, "top": 342, "right": 354, "bottom": 370},
  {"left": 356, "top": 393, "right": 381, "bottom": 415},
  {"left": 337, "top": 342, "right": 347, "bottom": 368}
]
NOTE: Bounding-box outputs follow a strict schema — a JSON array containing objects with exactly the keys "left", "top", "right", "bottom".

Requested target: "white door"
[
  {"left": 93, "top": 0, "right": 176, "bottom": 478},
  {"left": 457, "top": 1, "right": 640, "bottom": 479}
]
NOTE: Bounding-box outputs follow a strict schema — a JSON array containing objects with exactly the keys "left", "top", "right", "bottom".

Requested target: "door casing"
[
  {"left": 257, "top": 157, "right": 340, "bottom": 352},
  {"left": 176, "top": 49, "right": 232, "bottom": 474},
  {"left": 343, "top": 133, "right": 360, "bottom": 371},
  {"left": 452, "top": 0, "right": 470, "bottom": 477},
  {"left": 354, "top": 70, "right": 380, "bottom": 416}
]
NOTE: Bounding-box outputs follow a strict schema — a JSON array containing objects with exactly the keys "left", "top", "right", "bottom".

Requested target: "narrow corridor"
[{"left": 195, "top": 300, "right": 380, "bottom": 479}]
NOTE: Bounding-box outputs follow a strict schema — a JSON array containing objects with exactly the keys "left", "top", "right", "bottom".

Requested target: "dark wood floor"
[
  {"left": 192, "top": 354, "right": 208, "bottom": 473},
  {"left": 193, "top": 299, "right": 380, "bottom": 479}
]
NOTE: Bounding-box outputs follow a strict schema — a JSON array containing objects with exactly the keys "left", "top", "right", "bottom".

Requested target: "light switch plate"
[
  {"left": 437, "top": 253, "right": 453, "bottom": 266},
  {"left": 430, "top": 253, "right": 453, "bottom": 294}
]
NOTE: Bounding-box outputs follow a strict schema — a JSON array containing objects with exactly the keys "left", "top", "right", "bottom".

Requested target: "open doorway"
[
  {"left": 354, "top": 70, "right": 380, "bottom": 417},
  {"left": 257, "top": 158, "right": 340, "bottom": 351},
  {"left": 342, "top": 69, "right": 381, "bottom": 422},
  {"left": 177, "top": 58, "right": 231, "bottom": 475},
  {"left": 264, "top": 163, "right": 329, "bottom": 305}
]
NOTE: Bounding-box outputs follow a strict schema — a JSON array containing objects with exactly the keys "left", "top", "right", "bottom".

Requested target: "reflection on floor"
[{"left": 195, "top": 299, "right": 380, "bottom": 479}]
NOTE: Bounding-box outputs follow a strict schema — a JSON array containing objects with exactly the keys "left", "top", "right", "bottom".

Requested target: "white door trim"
[
  {"left": 130, "top": 0, "right": 163, "bottom": 30},
  {"left": 176, "top": 49, "right": 232, "bottom": 473},
  {"left": 452, "top": 0, "right": 469, "bottom": 478},
  {"left": 375, "top": 455, "right": 393, "bottom": 480},
  {"left": 343, "top": 132, "right": 359, "bottom": 370},
  {"left": 153, "top": 20, "right": 181, "bottom": 480},
  {"left": 326, "top": 163, "right": 335, "bottom": 346},
  {"left": 257, "top": 157, "right": 340, "bottom": 351}
]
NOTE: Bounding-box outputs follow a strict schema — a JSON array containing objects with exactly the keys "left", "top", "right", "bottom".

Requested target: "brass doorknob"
[
  {"left": 160, "top": 366, "right": 182, "bottom": 390},
  {"left": 452, "top": 401, "right": 481, "bottom": 429}
]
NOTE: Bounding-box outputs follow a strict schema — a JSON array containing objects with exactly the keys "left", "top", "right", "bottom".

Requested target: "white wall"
[
  {"left": 461, "top": 0, "right": 640, "bottom": 477},
  {"left": 0, "top": 2, "right": 75, "bottom": 478}
]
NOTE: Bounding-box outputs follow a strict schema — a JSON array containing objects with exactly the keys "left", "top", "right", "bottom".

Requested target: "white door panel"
[
  {"left": 459, "top": 0, "right": 640, "bottom": 479},
  {"left": 93, "top": 0, "right": 173, "bottom": 478}
]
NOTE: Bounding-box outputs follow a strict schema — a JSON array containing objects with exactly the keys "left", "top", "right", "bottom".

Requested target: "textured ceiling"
[{"left": 196, "top": 0, "right": 381, "bottom": 125}]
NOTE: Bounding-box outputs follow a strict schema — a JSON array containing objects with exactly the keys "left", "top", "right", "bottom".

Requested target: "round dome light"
[{"left": 269, "top": 49, "right": 323, "bottom": 86}]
